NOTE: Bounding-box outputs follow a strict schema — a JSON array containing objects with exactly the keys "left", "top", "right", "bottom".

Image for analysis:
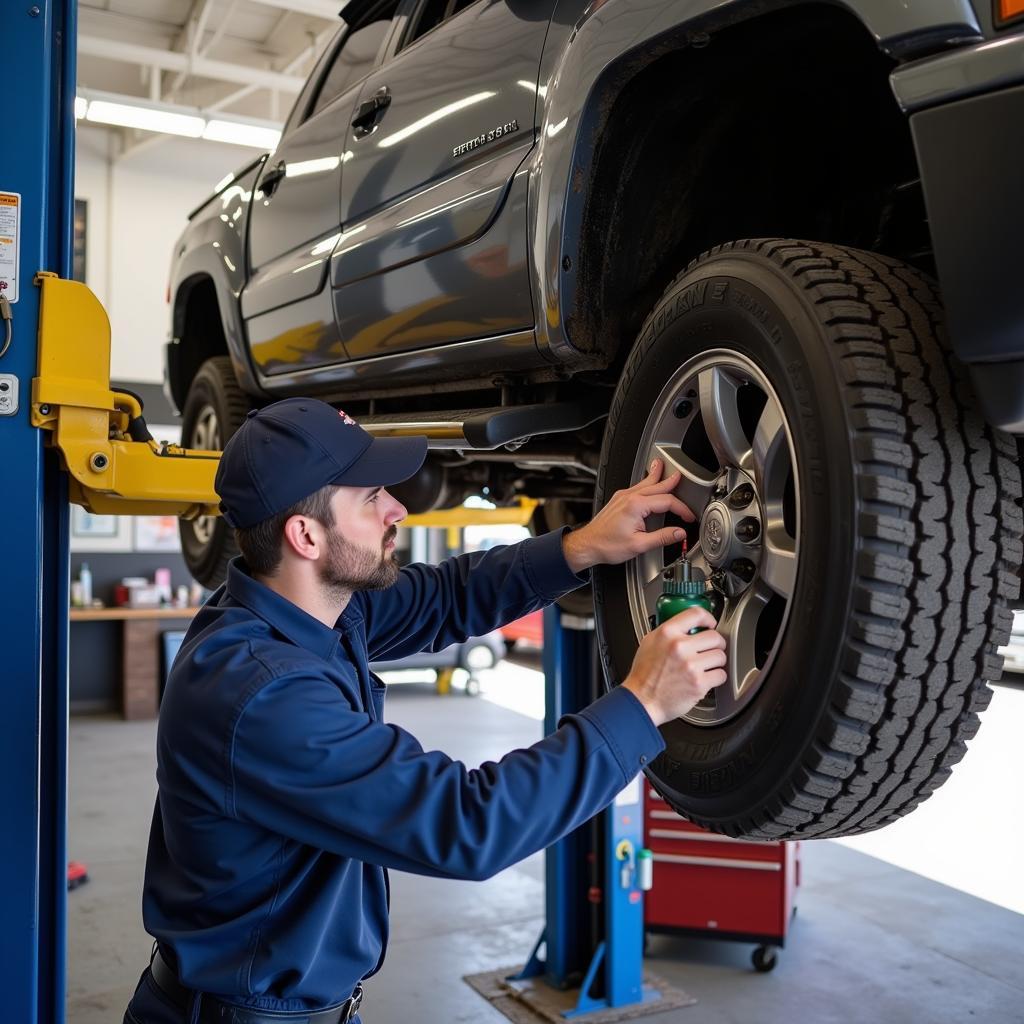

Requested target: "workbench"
[{"left": 69, "top": 607, "right": 199, "bottom": 720}]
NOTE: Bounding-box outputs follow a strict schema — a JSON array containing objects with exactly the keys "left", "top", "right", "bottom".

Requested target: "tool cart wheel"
[
  {"left": 593, "top": 239, "right": 1022, "bottom": 840},
  {"left": 179, "top": 356, "right": 252, "bottom": 588},
  {"left": 752, "top": 945, "right": 778, "bottom": 973}
]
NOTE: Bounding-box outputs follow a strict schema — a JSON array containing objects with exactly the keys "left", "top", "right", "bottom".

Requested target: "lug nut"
[
  {"left": 730, "top": 558, "right": 756, "bottom": 581},
  {"left": 735, "top": 516, "right": 760, "bottom": 542},
  {"left": 729, "top": 485, "right": 755, "bottom": 509}
]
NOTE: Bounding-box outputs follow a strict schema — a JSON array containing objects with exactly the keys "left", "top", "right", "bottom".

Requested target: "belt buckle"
[{"left": 343, "top": 985, "right": 363, "bottom": 1022}]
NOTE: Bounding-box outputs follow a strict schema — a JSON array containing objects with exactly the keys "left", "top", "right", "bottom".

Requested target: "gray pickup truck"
[{"left": 166, "top": 0, "right": 1024, "bottom": 841}]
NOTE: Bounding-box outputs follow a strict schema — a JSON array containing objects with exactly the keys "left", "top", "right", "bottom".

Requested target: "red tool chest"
[{"left": 643, "top": 786, "right": 800, "bottom": 970}]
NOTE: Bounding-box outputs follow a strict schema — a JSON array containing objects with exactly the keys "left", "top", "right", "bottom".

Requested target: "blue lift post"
[
  {"left": 513, "top": 606, "right": 660, "bottom": 1016},
  {"left": 0, "top": 3, "right": 78, "bottom": 1021}
]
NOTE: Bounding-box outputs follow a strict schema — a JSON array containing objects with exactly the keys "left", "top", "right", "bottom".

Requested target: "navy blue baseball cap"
[{"left": 215, "top": 398, "right": 427, "bottom": 529}]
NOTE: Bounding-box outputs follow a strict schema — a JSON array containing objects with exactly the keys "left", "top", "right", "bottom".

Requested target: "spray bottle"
[{"left": 656, "top": 536, "right": 713, "bottom": 633}]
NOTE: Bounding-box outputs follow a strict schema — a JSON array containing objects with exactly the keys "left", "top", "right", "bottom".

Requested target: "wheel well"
[
  {"left": 570, "top": 4, "right": 927, "bottom": 366},
  {"left": 169, "top": 276, "right": 228, "bottom": 411}
]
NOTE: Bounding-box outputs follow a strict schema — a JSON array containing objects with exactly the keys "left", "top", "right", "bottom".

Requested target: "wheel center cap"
[{"left": 701, "top": 503, "right": 731, "bottom": 567}]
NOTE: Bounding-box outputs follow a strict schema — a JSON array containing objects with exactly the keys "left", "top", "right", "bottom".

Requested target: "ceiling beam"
[
  {"left": 252, "top": 0, "right": 343, "bottom": 18},
  {"left": 165, "top": 0, "right": 219, "bottom": 103},
  {"left": 78, "top": 34, "right": 306, "bottom": 92},
  {"left": 206, "top": 22, "right": 335, "bottom": 113}
]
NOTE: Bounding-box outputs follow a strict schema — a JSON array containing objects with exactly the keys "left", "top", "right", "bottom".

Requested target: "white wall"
[{"left": 74, "top": 126, "right": 262, "bottom": 383}]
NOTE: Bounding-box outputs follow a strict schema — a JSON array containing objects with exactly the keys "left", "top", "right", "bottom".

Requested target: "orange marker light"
[{"left": 998, "top": 0, "right": 1024, "bottom": 24}]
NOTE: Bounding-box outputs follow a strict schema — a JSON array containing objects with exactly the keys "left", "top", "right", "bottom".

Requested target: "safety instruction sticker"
[{"left": 0, "top": 192, "right": 21, "bottom": 303}]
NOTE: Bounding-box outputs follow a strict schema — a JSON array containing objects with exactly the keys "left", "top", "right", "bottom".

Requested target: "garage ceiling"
[{"left": 78, "top": 0, "right": 343, "bottom": 146}]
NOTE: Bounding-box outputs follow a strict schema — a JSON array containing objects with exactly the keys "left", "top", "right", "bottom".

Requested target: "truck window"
[
  {"left": 403, "top": 0, "right": 480, "bottom": 49},
  {"left": 309, "top": 3, "right": 398, "bottom": 118}
]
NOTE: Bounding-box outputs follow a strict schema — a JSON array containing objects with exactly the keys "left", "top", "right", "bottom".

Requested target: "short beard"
[{"left": 318, "top": 525, "right": 400, "bottom": 598}]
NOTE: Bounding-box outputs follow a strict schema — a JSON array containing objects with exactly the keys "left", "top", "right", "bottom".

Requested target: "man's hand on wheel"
[{"left": 561, "top": 458, "right": 696, "bottom": 574}]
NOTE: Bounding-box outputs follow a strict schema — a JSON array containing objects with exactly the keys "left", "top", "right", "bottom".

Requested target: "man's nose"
[{"left": 382, "top": 490, "right": 407, "bottom": 524}]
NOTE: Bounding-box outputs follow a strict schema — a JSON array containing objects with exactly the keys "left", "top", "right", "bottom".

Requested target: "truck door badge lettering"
[{"left": 452, "top": 119, "right": 519, "bottom": 159}]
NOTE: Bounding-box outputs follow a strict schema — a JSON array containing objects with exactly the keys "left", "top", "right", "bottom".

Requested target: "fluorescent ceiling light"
[
  {"left": 203, "top": 119, "right": 281, "bottom": 149},
  {"left": 86, "top": 99, "right": 204, "bottom": 138},
  {"left": 76, "top": 91, "right": 282, "bottom": 150}
]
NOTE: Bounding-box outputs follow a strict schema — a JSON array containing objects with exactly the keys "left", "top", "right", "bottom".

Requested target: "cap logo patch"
[{"left": 337, "top": 409, "right": 357, "bottom": 426}]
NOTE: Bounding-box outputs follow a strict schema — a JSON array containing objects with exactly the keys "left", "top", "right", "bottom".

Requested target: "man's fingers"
[
  {"left": 638, "top": 493, "right": 697, "bottom": 522},
  {"left": 692, "top": 629, "right": 727, "bottom": 652},
  {"left": 643, "top": 458, "right": 665, "bottom": 483},
  {"left": 635, "top": 526, "right": 688, "bottom": 552},
  {"left": 698, "top": 649, "right": 728, "bottom": 672},
  {"left": 641, "top": 468, "right": 683, "bottom": 495}
]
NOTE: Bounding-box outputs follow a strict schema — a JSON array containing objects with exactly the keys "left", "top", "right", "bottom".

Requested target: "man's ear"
[{"left": 281, "top": 514, "right": 322, "bottom": 562}]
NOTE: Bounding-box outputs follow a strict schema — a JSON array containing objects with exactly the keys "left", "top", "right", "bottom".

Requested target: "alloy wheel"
[{"left": 626, "top": 350, "right": 800, "bottom": 726}]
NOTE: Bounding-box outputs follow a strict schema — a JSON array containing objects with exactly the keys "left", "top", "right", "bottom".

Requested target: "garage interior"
[{"left": 6, "top": 2, "right": 1024, "bottom": 1024}]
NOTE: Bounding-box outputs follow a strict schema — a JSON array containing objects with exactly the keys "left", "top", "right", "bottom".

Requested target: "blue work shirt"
[{"left": 143, "top": 529, "right": 665, "bottom": 1012}]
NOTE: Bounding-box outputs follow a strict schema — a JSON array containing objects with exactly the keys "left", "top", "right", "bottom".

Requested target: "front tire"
[{"left": 593, "top": 239, "right": 1021, "bottom": 839}]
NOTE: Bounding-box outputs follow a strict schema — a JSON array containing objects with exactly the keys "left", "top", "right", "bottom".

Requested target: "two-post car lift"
[{"left": 2, "top": 4, "right": 660, "bottom": 1020}]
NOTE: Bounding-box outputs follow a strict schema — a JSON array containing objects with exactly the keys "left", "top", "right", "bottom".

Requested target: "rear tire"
[
  {"left": 179, "top": 356, "right": 251, "bottom": 588},
  {"left": 593, "top": 239, "right": 1022, "bottom": 839}
]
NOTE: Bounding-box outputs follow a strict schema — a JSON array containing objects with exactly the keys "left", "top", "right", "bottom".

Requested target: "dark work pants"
[{"left": 123, "top": 967, "right": 363, "bottom": 1024}]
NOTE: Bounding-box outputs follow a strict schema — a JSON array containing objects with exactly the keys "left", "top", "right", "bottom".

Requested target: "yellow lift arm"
[
  {"left": 31, "top": 274, "right": 538, "bottom": 529},
  {"left": 31, "top": 274, "right": 220, "bottom": 519}
]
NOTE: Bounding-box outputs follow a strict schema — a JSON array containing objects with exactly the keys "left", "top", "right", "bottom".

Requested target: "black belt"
[{"left": 150, "top": 949, "right": 362, "bottom": 1024}]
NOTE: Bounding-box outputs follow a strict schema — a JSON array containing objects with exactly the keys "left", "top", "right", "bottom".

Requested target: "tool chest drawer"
[{"left": 644, "top": 788, "right": 800, "bottom": 942}]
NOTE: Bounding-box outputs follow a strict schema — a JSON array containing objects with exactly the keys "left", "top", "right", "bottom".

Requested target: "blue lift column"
[
  {"left": 0, "top": 3, "right": 78, "bottom": 1021},
  {"left": 513, "top": 606, "right": 660, "bottom": 1016}
]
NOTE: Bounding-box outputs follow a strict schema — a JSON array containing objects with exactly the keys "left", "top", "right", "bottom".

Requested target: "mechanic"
[{"left": 123, "top": 397, "right": 727, "bottom": 1024}]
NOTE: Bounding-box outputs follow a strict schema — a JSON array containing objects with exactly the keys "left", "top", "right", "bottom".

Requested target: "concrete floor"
[{"left": 68, "top": 662, "right": 1024, "bottom": 1024}]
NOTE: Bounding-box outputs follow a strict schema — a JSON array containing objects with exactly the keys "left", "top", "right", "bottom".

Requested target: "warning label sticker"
[{"left": 0, "top": 192, "right": 21, "bottom": 303}]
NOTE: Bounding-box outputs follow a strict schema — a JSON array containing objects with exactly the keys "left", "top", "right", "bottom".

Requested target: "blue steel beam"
[{"left": 0, "top": 3, "right": 76, "bottom": 1022}]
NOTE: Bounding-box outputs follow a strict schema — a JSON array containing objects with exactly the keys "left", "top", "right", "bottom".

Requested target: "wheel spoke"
[
  {"left": 760, "top": 527, "right": 797, "bottom": 600},
  {"left": 751, "top": 398, "right": 787, "bottom": 497},
  {"left": 193, "top": 409, "right": 220, "bottom": 452},
  {"left": 642, "top": 566, "right": 666, "bottom": 621},
  {"left": 686, "top": 540, "right": 712, "bottom": 580},
  {"left": 650, "top": 442, "right": 717, "bottom": 517},
  {"left": 698, "top": 367, "right": 752, "bottom": 471},
  {"left": 713, "top": 587, "right": 767, "bottom": 720}
]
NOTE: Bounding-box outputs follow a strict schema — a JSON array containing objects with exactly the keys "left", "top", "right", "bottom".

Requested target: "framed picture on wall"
[
  {"left": 69, "top": 506, "right": 133, "bottom": 552},
  {"left": 133, "top": 515, "right": 182, "bottom": 553}
]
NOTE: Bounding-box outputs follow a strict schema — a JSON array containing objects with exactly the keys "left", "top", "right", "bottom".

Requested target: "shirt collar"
[{"left": 224, "top": 557, "right": 342, "bottom": 662}]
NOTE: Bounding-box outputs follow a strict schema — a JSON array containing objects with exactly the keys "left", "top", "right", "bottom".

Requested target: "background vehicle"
[
  {"left": 371, "top": 629, "right": 506, "bottom": 695},
  {"left": 167, "top": 0, "right": 1024, "bottom": 840},
  {"left": 500, "top": 610, "right": 543, "bottom": 650}
]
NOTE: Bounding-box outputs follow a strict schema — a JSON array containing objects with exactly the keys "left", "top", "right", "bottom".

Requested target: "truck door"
[
  {"left": 330, "top": 0, "right": 555, "bottom": 363},
  {"left": 242, "top": 1, "right": 399, "bottom": 378}
]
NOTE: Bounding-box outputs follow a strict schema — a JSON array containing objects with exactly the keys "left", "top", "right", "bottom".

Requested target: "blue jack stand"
[{"left": 510, "top": 606, "right": 661, "bottom": 1017}]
